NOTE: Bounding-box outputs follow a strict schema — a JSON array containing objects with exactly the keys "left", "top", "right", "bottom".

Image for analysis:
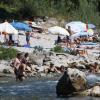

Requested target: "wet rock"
[
  {"left": 3, "top": 69, "right": 11, "bottom": 74},
  {"left": 79, "top": 85, "right": 100, "bottom": 97},
  {"left": 67, "top": 68, "right": 87, "bottom": 91},
  {"left": 77, "top": 64, "right": 86, "bottom": 70},
  {"left": 56, "top": 68, "right": 87, "bottom": 96},
  {"left": 56, "top": 71, "right": 76, "bottom": 97},
  {"left": 90, "top": 85, "right": 100, "bottom": 97},
  {"left": 40, "top": 73, "right": 47, "bottom": 77}
]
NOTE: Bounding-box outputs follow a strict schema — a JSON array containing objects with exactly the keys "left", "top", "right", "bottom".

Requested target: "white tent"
[
  {"left": 48, "top": 26, "right": 69, "bottom": 36},
  {"left": 0, "top": 22, "right": 18, "bottom": 34},
  {"left": 65, "top": 21, "right": 86, "bottom": 33}
]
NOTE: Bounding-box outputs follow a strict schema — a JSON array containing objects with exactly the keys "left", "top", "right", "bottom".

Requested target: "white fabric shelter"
[
  {"left": 65, "top": 21, "right": 86, "bottom": 33},
  {"left": 0, "top": 22, "right": 18, "bottom": 34},
  {"left": 48, "top": 26, "right": 69, "bottom": 36}
]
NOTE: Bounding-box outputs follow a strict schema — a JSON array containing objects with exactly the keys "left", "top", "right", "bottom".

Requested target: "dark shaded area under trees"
[{"left": 0, "top": 0, "right": 100, "bottom": 27}]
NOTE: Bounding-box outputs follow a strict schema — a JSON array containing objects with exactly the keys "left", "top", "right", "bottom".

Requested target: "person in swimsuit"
[
  {"left": 47, "top": 63, "right": 60, "bottom": 74},
  {"left": 26, "top": 31, "right": 30, "bottom": 45},
  {"left": 11, "top": 53, "right": 26, "bottom": 81}
]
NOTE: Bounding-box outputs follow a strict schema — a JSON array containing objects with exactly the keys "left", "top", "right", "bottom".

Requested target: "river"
[{"left": 0, "top": 76, "right": 99, "bottom": 100}]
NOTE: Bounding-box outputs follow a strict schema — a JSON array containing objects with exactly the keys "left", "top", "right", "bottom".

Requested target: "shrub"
[
  {"left": 51, "top": 45, "right": 64, "bottom": 53},
  {"left": 0, "top": 47, "right": 18, "bottom": 60},
  {"left": 51, "top": 45, "right": 79, "bottom": 55},
  {"left": 34, "top": 46, "right": 43, "bottom": 52}
]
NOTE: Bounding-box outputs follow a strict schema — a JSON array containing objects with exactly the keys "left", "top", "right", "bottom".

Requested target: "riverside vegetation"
[{"left": 0, "top": 0, "right": 100, "bottom": 27}]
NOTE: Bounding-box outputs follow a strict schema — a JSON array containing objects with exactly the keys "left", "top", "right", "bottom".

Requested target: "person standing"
[
  {"left": 67, "top": 26, "right": 73, "bottom": 35},
  {"left": 25, "top": 31, "right": 30, "bottom": 45},
  {"left": 56, "top": 35, "right": 62, "bottom": 44},
  {"left": 11, "top": 53, "right": 27, "bottom": 81},
  {"left": 66, "top": 26, "right": 74, "bottom": 47}
]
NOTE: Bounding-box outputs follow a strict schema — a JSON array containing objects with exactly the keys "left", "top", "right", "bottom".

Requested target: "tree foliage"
[{"left": 0, "top": 0, "right": 100, "bottom": 26}]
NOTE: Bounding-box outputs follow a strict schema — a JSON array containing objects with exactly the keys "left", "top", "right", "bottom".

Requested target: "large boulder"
[
  {"left": 56, "top": 68, "right": 87, "bottom": 96},
  {"left": 79, "top": 85, "right": 100, "bottom": 97},
  {"left": 56, "top": 71, "right": 76, "bottom": 97},
  {"left": 90, "top": 85, "right": 100, "bottom": 97},
  {"left": 67, "top": 68, "right": 87, "bottom": 91}
]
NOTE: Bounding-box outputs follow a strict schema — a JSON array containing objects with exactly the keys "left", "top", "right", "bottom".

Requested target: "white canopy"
[
  {"left": 48, "top": 26, "right": 69, "bottom": 36},
  {"left": 0, "top": 22, "right": 18, "bottom": 34},
  {"left": 65, "top": 21, "right": 86, "bottom": 33}
]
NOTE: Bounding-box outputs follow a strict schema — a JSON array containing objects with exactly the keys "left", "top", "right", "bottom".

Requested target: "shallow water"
[{"left": 0, "top": 77, "right": 99, "bottom": 100}]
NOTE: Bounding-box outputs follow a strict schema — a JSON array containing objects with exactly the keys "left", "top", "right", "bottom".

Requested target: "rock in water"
[
  {"left": 90, "top": 85, "right": 100, "bottom": 97},
  {"left": 56, "top": 68, "right": 87, "bottom": 96},
  {"left": 56, "top": 71, "right": 76, "bottom": 97},
  {"left": 67, "top": 68, "right": 87, "bottom": 91}
]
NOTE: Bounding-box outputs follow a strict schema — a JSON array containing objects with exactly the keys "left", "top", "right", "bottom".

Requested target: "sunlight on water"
[{"left": 0, "top": 77, "right": 99, "bottom": 100}]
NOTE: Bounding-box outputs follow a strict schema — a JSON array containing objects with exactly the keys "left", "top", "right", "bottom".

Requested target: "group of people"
[
  {"left": 0, "top": 31, "right": 31, "bottom": 46},
  {"left": 11, "top": 53, "right": 33, "bottom": 81},
  {"left": 11, "top": 52, "right": 66, "bottom": 81},
  {"left": 56, "top": 25, "right": 98, "bottom": 48},
  {"left": 56, "top": 26, "right": 72, "bottom": 47},
  {"left": 56, "top": 34, "right": 98, "bottom": 48},
  {"left": 10, "top": 52, "right": 100, "bottom": 82}
]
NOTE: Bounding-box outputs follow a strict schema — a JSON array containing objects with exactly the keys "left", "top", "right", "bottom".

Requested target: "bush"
[
  {"left": 0, "top": 47, "right": 18, "bottom": 60},
  {"left": 51, "top": 45, "right": 64, "bottom": 53},
  {"left": 51, "top": 45, "right": 79, "bottom": 55},
  {"left": 34, "top": 46, "right": 43, "bottom": 52}
]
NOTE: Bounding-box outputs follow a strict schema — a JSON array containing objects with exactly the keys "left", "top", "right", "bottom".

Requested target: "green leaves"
[
  {"left": 0, "top": 0, "right": 100, "bottom": 27},
  {"left": 0, "top": 47, "right": 17, "bottom": 60}
]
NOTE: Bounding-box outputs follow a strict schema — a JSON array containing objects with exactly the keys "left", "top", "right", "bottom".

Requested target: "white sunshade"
[
  {"left": 65, "top": 21, "right": 86, "bottom": 33},
  {"left": 0, "top": 22, "right": 18, "bottom": 34},
  {"left": 48, "top": 26, "right": 69, "bottom": 36}
]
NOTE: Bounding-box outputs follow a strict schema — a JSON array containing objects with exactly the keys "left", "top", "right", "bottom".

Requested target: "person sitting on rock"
[
  {"left": 89, "top": 64, "right": 95, "bottom": 74},
  {"left": 21, "top": 53, "right": 32, "bottom": 73},
  {"left": 59, "top": 65, "right": 65, "bottom": 73},
  {"left": 93, "top": 62, "right": 99, "bottom": 73},
  {"left": 47, "top": 63, "right": 60, "bottom": 74}
]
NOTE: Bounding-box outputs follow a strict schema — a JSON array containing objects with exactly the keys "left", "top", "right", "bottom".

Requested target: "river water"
[{"left": 0, "top": 76, "right": 99, "bottom": 100}]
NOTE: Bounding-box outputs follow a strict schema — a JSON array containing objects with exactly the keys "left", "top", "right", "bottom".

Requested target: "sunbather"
[
  {"left": 47, "top": 63, "right": 60, "bottom": 74},
  {"left": 21, "top": 53, "right": 32, "bottom": 73}
]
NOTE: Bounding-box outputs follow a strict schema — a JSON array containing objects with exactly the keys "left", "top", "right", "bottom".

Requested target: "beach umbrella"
[
  {"left": 11, "top": 22, "right": 32, "bottom": 31},
  {"left": 0, "top": 22, "right": 18, "bottom": 34},
  {"left": 88, "top": 24, "right": 96, "bottom": 29},
  {"left": 48, "top": 26, "right": 69, "bottom": 36},
  {"left": 65, "top": 21, "right": 86, "bottom": 33}
]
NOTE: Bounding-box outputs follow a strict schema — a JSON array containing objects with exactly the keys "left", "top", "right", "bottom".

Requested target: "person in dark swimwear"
[
  {"left": 47, "top": 63, "right": 60, "bottom": 73},
  {"left": 56, "top": 35, "right": 62, "bottom": 44},
  {"left": 65, "top": 35, "right": 71, "bottom": 47}
]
